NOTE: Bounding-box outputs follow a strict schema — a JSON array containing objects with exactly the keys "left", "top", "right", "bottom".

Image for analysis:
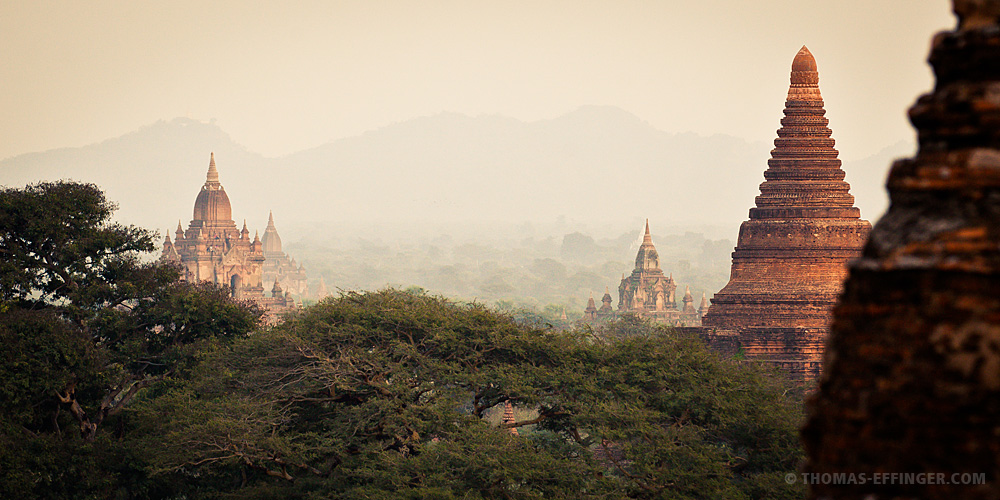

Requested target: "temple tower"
[
  {"left": 701, "top": 47, "right": 870, "bottom": 378},
  {"left": 598, "top": 287, "right": 614, "bottom": 318},
  {"left": 161, "top": 153, "right": 265, "bottom": 299},
  {"left": 502, "top": 401, "right": 519, "bottom": 436},
  {"left": 583, "top": 294, "right": 598, "bottom": 320},
  {"left": 681, "top": 286, "right": 695, "bottom": 314},
  {"left": 261, "top": 211, "right": 308, "bottom": 296},
  {"left": 618, "top": 220, "right": 678, "bottom": 320},
  {"left": 804, "top": 2, "right": 1000, "bottom": 498}
]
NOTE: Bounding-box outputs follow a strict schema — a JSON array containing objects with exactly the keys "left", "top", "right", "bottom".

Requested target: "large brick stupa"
[{"left": 701, "top": 46, "right": 871, "bottom": 378}]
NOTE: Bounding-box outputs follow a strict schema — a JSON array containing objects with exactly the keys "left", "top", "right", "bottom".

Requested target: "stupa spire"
[
  {"left": 749, "top": 45, "right": 858, "bottom": 219},
  {"left": 206, "top": 152, "right": 220, "bottom": 186},
  {"left": 584, "top": 293, "right": 598, "bottom": 318},
  {"left": 502, "top": 400, "right": 519, "bottom": 436},
  {"left": 643, "top": 218, "right": 652, "bottom": 244}
]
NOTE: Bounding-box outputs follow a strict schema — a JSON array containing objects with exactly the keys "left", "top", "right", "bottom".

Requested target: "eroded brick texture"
[{"left": 803, "top": 2, "right": 1000, "bottom": 498}]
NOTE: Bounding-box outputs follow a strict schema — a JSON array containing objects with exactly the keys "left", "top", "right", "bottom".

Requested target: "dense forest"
[{"left": 1, "top": 182, "right": 804, "bottom": 499}]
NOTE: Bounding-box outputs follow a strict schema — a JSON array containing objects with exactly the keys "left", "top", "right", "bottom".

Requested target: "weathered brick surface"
[
  {"left": 803, "top": 2, "right": 1000, "bottom": 498},
  {"left": 701, "top": 47, "right": 870, "bottom": 379}
]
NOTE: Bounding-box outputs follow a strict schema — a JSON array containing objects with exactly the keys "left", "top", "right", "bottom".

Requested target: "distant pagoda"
[
  {"left": 261, "top": 211, "right": 308, "bottom": 297},
  {"left": 609, "top": 220, "right": 701, "bottom": 326},
  {"left": 161, "top": 153, "right": 298, "bottom": 323},
  {"left": 701, "top": 47, "right": 870, "bottom": 378}
]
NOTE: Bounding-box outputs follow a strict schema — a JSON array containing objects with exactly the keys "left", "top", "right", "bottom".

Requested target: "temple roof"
[
  {"left": 754, "top": 46, "right": 859, "bottom": 218},
  {"left": 192, "top": 152, "right": 233, "bottom": 223},
  {"left": 262, "top": 211, "right": 283, "bottom": 255},
  {"left": 634, "top": 219, "right": 661, "bottom": 272}
]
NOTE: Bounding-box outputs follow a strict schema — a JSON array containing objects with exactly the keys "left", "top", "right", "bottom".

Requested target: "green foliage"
[
  {"left": 0, "top": 181, "right": 262, "bottom": 499},
  {"left": 135, "top": 289, "right": 804, "bottom": 499},
  {"left": 0, "top": 181, "right": 157, "bottom": 311}
]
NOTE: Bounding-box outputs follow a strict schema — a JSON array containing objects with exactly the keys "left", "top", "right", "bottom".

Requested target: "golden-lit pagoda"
[{"left": 701, "top": 47, "right": 871, "bottom": 378}]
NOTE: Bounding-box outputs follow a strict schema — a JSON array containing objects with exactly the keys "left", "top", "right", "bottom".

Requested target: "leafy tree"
[
  {"left": 136, "top": 289, "right": 804, "bottom": 499},
  {"left": 0, "top": 181, "right": 262, "bottom": 498}
]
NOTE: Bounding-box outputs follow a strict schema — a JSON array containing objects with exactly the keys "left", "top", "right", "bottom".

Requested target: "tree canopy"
[
  {"left": 134, "top": 290, "right": 804, "bottom": 499},
  {"left": 0, "top": 181, "right": 262, "bottom": 498}
]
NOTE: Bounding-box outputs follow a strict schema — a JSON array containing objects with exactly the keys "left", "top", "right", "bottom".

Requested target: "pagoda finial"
[
  {"left": 642, "top": 219, "right": 653, "bottom": 244},
  {"left": 788, "top": 45, "right": 822, "bottom": 100},
  {"left": 267, "top": 210, "right": 276, "bottom": 229},
  {"left": 206, "top": 152, "right": 220, "bottom": 185}
]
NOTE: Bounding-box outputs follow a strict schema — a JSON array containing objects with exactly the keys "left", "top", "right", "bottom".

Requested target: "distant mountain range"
[{"left": 0, "top": 106, "right": 909, "bottom": 240}]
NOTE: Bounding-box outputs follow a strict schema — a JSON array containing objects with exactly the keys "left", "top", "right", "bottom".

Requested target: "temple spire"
[
  {"left": 502, "top": 401, "right": 519, "bottom": 436},
  {"left": 585, "top": 293, "right": 598, "bottom": 319},
  {"left": 643, "top": 218, "right": 652, "bottom": 244},
  {"left": 267, "top": 210, "right": 275, "bottom": 229},
  {"left": 206, "top": 152, "right": 220, "bottom": 186}
]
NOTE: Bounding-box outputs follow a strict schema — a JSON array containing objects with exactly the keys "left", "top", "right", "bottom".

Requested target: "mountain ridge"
[{"left": 0, "top": 107, "right": 897, "bottom": 241}]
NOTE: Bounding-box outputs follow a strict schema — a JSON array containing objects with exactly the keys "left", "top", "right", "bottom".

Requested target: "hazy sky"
[{"left": 2, "top": 1, "right": 953, "bottom": 162}]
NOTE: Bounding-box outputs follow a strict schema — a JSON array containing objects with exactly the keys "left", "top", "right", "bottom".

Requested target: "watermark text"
[{"left": 784, "top": 472, "right": 986, "bottom": 485}]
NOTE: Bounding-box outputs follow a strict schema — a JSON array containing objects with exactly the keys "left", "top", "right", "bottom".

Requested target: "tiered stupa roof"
[
  {"left": 702, "top": 46, "right": 870, "bottom": 334},
  {"left": 502, "top": 401, "right": 518, "bottom": 436}
]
